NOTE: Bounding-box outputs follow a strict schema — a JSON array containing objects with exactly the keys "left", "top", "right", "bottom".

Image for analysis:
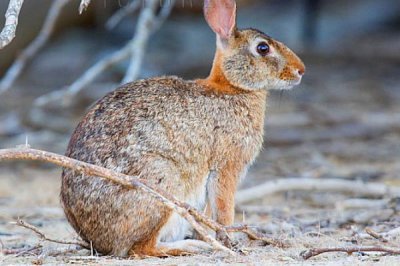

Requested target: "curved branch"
[
  {"left": 122, "top": 0, "right": 176, "bottom": 83},
  {"left": 301, "top": 246, "right": 400, "bottom": 260},
  {"left": 34, "top": 44, "right": 132, "bottom": 107},
  {"left": 0, "top": 147, "right": 233, "bottom": 255}
]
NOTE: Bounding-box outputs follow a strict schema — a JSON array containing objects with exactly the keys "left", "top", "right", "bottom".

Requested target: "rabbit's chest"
[
  {"left": 206, "top": 94, "right": 266, "bottom": 164},
  {"left": 212, "top": 117, "right": 264, "bottom": 165}
]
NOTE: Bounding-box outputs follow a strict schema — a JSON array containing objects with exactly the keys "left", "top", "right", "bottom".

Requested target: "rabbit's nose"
[{"left": 298, "top": 68, "right": 305, "bottom": 76}]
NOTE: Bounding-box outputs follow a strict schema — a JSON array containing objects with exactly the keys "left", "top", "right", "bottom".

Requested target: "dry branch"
[
  {"left": 226, "top": 224, "right": 288, "bottom": 248},
  {"left": 122, "top": 0, "right": 176, "bottom": 83},
  {"left": 0, "top": 148, "right": 233, "bottom": 255},
  {"left": 35, "top": 0, "right": 175, "bottom": 108},
  {"left": 13, "top": 219, "right": 89, "bottom": 249},
  {"left": 0, "top": 0, "right": 68, "bottom": 94},
  {"left": 365, "top": 227, "right": 389, "bottom": 243},
  {"left": 0, "top": 0, "right": 24, "bottom": 49},
  {"left": 79, "top": 0, "right": 91, "bottom": 14},
  {"left": 301, "top": 246, "right": 400, "bottom": 260},
  {"left": 1, "top": 246, "right": 42, "bottom": 256},
  {"left": 34, "top": 45, "right": 132, "bottom": 107},
  {"left": 122, "top": 0, "right": 159, "bottom": 83},
  {"left": 0, "top": 148, "right": 284, "bottom": 255},
  {"left": 236, "top": 178, "right": 400, "bottom": 204}
]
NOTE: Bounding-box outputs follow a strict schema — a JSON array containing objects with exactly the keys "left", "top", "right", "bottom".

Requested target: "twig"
[
  {"left": 0, "top": 0, "right": 24, "bottom": 49},
  {"left": 13, "top": 219, "right": 90, "bottom": 249},
  {"left": 0, "top": 0, "right": 68, "bottom": 94},
  {"left": 236, "top": 178, "right": 400, "bottom": 204},
  {"left": 106, "top": 0, "right": 141, "bottom": 30},
  {"left": 34, "top": 44, "right": 132, "bottom": 107},
  {"left": 121, "top": 0, "right": 158, "bottom": 83},
  {"left": 122, "top": 0, "right": 175, "bottom": 83},
  {"left": 0, "top": 148, "right": 233, "bottom": 255},
  {"left": 79, "top": 0, "right": 91, "bottom": 14},
  {"left": 34, "top": 0, "right": 175, "bottom": 107},
  {"left": 0, "top": 148, "right": 278, "bottom": 253},
  {"left": 226, "top": 224, "right": 288, "bottom": 248},
  {"left": 365, "top": 227, "right": 389, "bottom": 243},
  {"left": 1, "top": 245, "right": 42, "bottom": 256},
  {"left": 301, "top": 246, "right": 400, "bottom": 260}
]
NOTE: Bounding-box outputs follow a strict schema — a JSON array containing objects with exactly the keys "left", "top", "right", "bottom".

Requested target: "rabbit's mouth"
[
  {"left": 290, "top": 77, "right": 302, "bottom": 86},
  {"left": 270, "top": 77, "right": 302, "bottom": 91}
]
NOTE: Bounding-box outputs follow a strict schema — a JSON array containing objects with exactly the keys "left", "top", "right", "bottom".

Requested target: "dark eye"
[{"left": 256, "top": 42, "right": 270, "bottom": 56}]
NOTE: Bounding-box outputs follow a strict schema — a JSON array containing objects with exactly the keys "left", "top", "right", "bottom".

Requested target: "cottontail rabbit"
[{"left": 61, "top": 0, "right": 305, "bottom": 257}]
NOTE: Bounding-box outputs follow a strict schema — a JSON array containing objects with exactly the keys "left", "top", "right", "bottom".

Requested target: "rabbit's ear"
[{"left": 204, "top": 0, "right": 236, "bottom": 41}]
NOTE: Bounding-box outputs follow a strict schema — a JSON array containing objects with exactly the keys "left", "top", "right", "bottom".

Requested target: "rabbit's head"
[{"left": 204, "top": 0, "right": 305, "bottom": 91}]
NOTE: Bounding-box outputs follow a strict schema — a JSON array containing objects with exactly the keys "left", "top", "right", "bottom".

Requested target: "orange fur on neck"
[{"left": 197, "top": 50, "right": 245, "bottom": 95}]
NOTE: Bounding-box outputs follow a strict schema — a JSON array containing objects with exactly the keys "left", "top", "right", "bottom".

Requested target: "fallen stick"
[
  {"left": 0, "top": 0, "right": 24, "bottom": 49},
  {"left": 12, "top": 219, "right": 90, "bottom": 249},
  {"left": 0, "top": 148, "right": 232, "bottom": 255},
  {"left": 0, "top": 148, "right": 284, "bottom": 253},
  {"left": 1, "top": 245, "right": 42, "bottom": 256},
  {"left": 359, "top": 227, "right": 400, "bottom": 245},
  {"left": 301, "top": 246, "right": 400, "bottom": 260},
  {"left": 236, "top": 178, "right": 400, "bottom": 204},
  {"left": 225, "top": 224, "right": 288, "bottom": 248},
  {"left": 365, "top": 227, "right": 389, "bottom": 243}
]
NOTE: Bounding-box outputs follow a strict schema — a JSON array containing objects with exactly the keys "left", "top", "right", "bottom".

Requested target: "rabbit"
[{"left": 61, "top": 0, "right": 305, "bottom": 257}]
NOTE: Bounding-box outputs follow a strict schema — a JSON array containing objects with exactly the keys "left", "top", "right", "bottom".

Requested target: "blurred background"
[{"left": 0, "top": 0, "right": 400, "bottom": 263}]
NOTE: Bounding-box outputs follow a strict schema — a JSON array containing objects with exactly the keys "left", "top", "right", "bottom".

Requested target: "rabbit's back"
[{"left": 65, "top": 76, "right": 265, "bottom": 176}]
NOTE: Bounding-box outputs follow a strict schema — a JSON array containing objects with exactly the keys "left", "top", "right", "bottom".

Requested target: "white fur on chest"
[{"left": 157, "top": 174, "right": 208, "bottom": 242}]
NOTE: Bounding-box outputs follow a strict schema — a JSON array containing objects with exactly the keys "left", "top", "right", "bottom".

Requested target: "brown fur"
[{"left": 61, "top": 0, "right": 304, "bottom": 257}]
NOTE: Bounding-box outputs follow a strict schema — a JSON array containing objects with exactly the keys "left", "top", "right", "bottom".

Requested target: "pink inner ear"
[{"left": 204, "top": 0, "right": 237, "bottom": 39}]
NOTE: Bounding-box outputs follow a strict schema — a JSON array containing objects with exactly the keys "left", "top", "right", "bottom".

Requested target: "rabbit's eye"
[{"left": 256, "top": 42, "right": 270, "bottom": 56}]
